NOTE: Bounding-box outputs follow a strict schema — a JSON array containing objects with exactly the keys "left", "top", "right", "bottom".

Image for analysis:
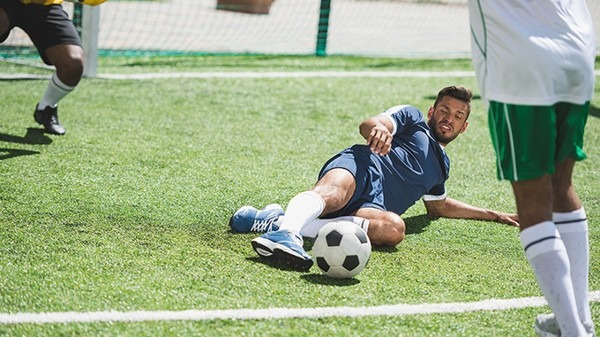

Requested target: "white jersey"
[{"left": 468, "top": 0, "right": 596, "bottom": 106}]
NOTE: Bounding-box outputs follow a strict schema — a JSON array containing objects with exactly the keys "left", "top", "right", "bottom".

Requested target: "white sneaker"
[{"left": 534, "top": 313, "right": 596, "bottom": 337}]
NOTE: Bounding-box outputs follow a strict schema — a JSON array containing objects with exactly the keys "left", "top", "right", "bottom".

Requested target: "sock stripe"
[
  {"left": 51, "top": 76, "right": 72, "bottom": 92},
  {"left": 523, "top": 235, "right": 559, "bottom": 252},
  {"left": 359, "top": 219, "right": 369, "bottom": 232},
  {"left": 554, "top": 217, "right": 587, "bottom": 225}
]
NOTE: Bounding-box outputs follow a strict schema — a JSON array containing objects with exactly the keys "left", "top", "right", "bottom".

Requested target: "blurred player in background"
[
  {"left": 0, "top": 0, "right": 105, "bottom": 135},
  {"left": 468, "top": 1, "right": 595, "bottom": 336}
]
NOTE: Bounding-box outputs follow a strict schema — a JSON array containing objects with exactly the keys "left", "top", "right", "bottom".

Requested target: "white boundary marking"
[
  {"left": 2, "top": 70, "right": 600, "bottom": 80},
  {"left": 1, "top": 290, "right": 598, "bottom": 324},
  {"left": 0, "top": 70, "right": 476, "bottom": 80},
  {"left": 0, "top": 70, "right": 600, "bottom": 80},
  {"left": 95, "top": 71, "right": 477, "bottom": 80}
]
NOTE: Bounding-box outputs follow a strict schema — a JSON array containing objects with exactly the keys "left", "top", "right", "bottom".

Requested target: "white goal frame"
[{"left": 81, "top": 6, "right": 100, "bottom": 78}]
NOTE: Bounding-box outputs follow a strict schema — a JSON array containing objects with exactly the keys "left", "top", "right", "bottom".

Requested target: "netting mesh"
[{"left": 1, "top": 0, "right": 600, "bottom": 62}]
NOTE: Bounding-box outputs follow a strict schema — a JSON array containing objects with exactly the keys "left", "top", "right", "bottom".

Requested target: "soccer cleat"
[
  {"left": 251, "top": 229, "right": 313, "bottom": 271},
  {"left": 229, "top": 204, "right": 283, "bottom": 233},
  {"left": 34, "top": 105, "right": 65, "bottom": 135},
  {"left": 534, "top": 313, "right": 596, "bottom": 337}
]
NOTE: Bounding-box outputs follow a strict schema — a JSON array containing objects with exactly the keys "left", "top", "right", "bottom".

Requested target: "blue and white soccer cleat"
[
  {"left": 229, "top": 204, "right": 284, "bottom": 233},
  {"left": 251, "top": 229, "right": 313, "bottom": 271}
]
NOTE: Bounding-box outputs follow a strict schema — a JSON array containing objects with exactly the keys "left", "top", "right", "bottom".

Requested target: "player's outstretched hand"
[
  {"left": 497, "top": 212, "right": 519, "bottom": 227},
  {"left": 367, "top": 124, "right": 392, "bottom": 156}
]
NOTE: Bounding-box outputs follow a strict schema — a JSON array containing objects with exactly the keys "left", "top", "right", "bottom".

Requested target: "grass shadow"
[
  {"left": 0, "top": 148, "right": 39, "bottom": 160},
  {"left": 301, "top": 273, "right": 360, "bottom": 286},
  {"left": 245, "top": 256, "right": 311, "bottom": 273},
  {"left": 0, "top": 128, "right": 52, "bottom": 145},
  {"left": 372, "top": 245, "right": 399, "bottom": 253},
  {"left": 403, "top": 214, "right": 435, "bottom": 235},
  {"left": 369, "top": 215, "right": 432, "bottom": 253},
  {"left": 0, "top": 128, "right": 51, "bottom": 161}
]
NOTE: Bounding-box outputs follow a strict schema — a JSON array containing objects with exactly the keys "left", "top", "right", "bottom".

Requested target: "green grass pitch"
[{"left": 0, "top": 56, "right": 598, "bottom": 336}]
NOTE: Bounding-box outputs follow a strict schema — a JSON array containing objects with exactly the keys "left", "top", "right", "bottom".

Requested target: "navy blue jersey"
[{"left": 319, "top": 105, "right": 450, "bottom": 216}]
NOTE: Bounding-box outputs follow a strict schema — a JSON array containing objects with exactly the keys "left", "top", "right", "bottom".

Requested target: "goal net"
[{"left": 1, "top": 0, "right": 599, "bottom": 72}]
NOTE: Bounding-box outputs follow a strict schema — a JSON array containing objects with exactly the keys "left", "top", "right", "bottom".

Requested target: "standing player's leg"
[
  {"left": 34, "top": 43, "right": 83, "bottom": 135},
  {"left": 547, "top": 103, "right": 594, "bottom": 335},
  {"left": 515, "top": 176, "right": 587, "bottom": 337},
  {"left": 24, "top": 4, "right": 83, "bottom": 135},
  {"left": 550, "top": 158, "right": 595, "bottom": 334},
  {"left": 492, "top": 102, "right": 588, "bottom": 337}
]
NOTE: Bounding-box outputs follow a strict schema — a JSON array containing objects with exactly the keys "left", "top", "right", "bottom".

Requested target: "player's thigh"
[
  {"left": 0, "top": 9, "right": 8, "bottom": 36},
  {"left": 489, "top": 102, "right": 556, "bottom": 181},
  {"left": 0, "top": 0, "right": 19, "bottom": 39},
  {"left": 45, "top": 43, "right": 83, "bottom": 69},
  {"left": 18, "top": 4, "right": 81, "bottom": 65},
  {"left": 354, "top": 207, "right": 402, "bottom": 224},
  {"left": 554, "top": 101, "right": 589, "bottom": 164},
  {"left": 313, "top": 168, "right": 357, "bottom": 213}
]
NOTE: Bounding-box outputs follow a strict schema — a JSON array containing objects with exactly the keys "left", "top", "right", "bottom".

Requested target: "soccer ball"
[{"left": 312, "top": 220, "right": 371, "bottom": 279}]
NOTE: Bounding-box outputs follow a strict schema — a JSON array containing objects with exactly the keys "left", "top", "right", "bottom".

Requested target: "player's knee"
[
  {"left": 387, "top": 214, "right": 406, "bottom": 245},
  {"left": 313, "top": 187, "right": 348, "bottom": 214},
  {"left": 62, "top": 53, "right": 84, "bottom": 78},
  {"left": 53, "top": 47, "right": 84, "bottom": 82},
  {"left": 376, "top": 213, "right": 405, "bottom": 246}
]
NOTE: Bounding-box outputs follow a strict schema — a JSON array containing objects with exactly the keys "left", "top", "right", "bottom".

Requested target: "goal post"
[{"left": 81, "top": 5, "right": 100, "bottom": 78}]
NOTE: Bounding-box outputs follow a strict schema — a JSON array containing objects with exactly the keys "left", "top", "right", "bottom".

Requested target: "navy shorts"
[
  {"left": 317, "top": 144, "right": 386, "bottom": 218},
  {"left": 0, "top": 1, "right": 81, "bottom": 64}
]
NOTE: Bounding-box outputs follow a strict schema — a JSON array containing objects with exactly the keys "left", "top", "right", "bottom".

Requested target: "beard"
[{"left": 428, "top": 119, "right": 459, "bottom": 145}]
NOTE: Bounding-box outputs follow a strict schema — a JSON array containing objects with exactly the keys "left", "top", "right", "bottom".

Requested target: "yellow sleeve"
[
  {"left": 76, "top": 0, "right": 108, "bottom": 5},
  {"left": 19, "top": 0, "right": 64, "bottom": 4},
  {"left": 19, "top": 0, "right": 108, "bottom": 5}
]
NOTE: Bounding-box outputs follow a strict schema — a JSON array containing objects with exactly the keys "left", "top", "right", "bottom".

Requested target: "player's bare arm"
[
  {"left": 359, "top": 115, "right": 394, "bottom": 155},
  {"left": 423, "top": 197, "right": 519, "bottom": 227}
]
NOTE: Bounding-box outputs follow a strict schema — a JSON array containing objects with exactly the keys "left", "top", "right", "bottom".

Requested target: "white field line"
[
  {"left": 95, "top": 70, "right": 476, "bottom": 80},
  {"left": 0, "top": 71, "right": 475, "bottom": 80},
  {"left": 1, "top": 290, "right": 599, "bottom": 324},
  {"left": 2, "top": 70, "right": 600, "bottom": 80}
]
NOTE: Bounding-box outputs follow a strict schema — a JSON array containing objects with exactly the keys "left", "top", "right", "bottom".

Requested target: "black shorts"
[{"left": 0, "top": 1, "right": 81, "bottom": 64}]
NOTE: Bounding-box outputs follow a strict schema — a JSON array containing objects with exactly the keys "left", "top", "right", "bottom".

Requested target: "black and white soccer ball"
[{"left": 312, "top": 220, "right": 371, "bottom": 279}]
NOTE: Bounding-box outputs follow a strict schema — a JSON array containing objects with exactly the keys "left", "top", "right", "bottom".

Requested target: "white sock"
[
  {"left": 38, "top": 73, "right": 75, "bottom": 109},
  {"left": 554, "top": 208, "right": 593, "bottom": 327},
  {"left": 279, "top": 191, "right": 325, "bottom": 234},
  {"left": 300, "top": 216, "right": 369, "bottom": 238},
  {"left": 520, "top": 221, "right": 587, "bottom": 337}
]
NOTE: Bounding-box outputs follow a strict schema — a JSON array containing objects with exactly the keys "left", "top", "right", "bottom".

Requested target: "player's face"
[{"left": 427, "top": 96, "right": 469, "bottom": 146}]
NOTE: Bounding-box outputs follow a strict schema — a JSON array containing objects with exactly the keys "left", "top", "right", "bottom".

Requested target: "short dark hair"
[{"left": 434, "top": 85, "right": 472, "bottom": 118}]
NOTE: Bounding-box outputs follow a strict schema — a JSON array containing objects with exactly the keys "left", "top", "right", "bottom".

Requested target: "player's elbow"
[
  {"left": 426, "top": 208, "right": 441, "bottom": 217},
  {"left": 425, "top": 203, "right": 445, "bottom": 217}
]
